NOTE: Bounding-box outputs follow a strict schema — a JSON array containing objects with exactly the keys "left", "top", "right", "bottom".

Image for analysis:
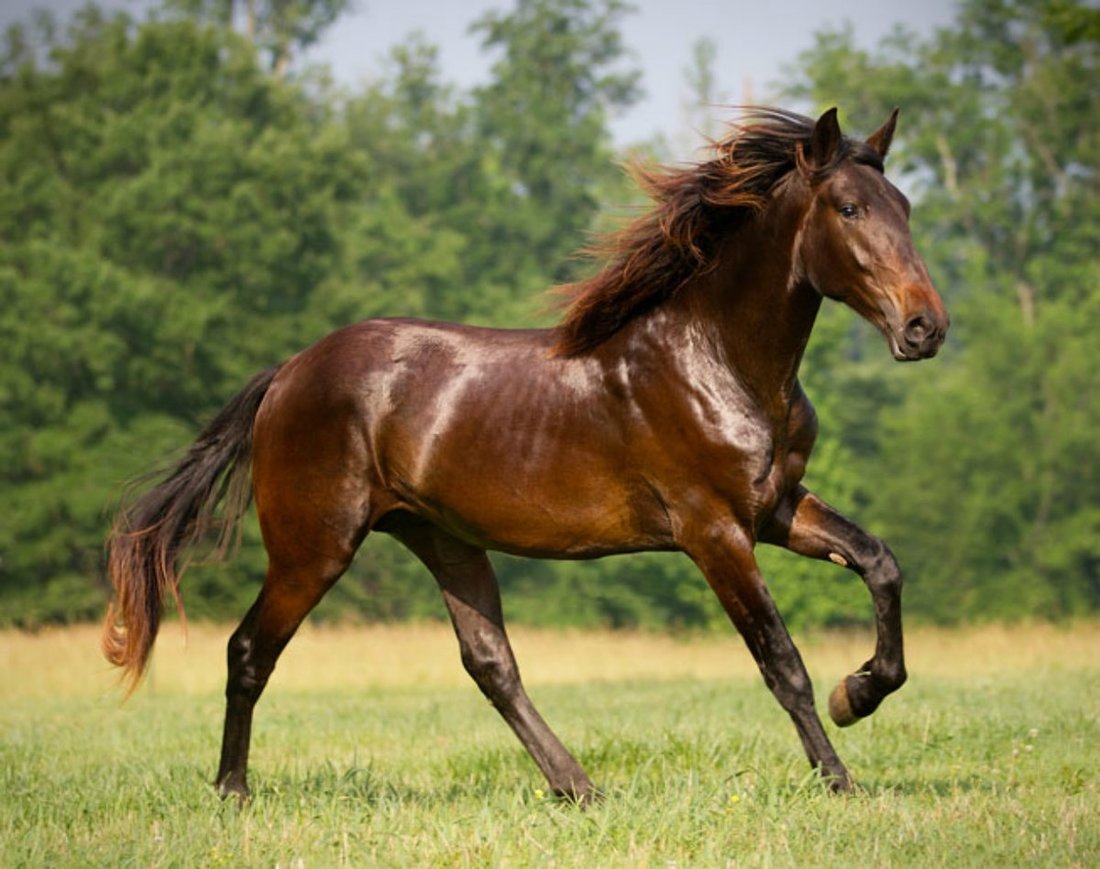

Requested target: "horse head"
[{"left": 794, "top": 108, "right": 949, "bottom": 361}]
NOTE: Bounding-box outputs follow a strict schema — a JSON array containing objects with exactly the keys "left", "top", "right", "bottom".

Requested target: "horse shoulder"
[{"left": 675, "top": 383, "right": 819, "bottom": 538}]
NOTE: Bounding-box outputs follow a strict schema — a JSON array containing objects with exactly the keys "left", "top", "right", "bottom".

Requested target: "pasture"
[{"left": 2, "top": 621, "right": 1098, "bottom": 866}]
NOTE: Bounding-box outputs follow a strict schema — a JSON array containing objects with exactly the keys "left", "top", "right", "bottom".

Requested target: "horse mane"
[{"left": 550, "top": 108, "right": 868, "bottom": 357}]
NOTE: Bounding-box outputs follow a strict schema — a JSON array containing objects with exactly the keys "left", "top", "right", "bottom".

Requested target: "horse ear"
[
  {"left": 867, "top": 107, "right": 900, "bottom": 159},
  {"left": 797, "top": 107, "right": 842, "bottom": 178}
]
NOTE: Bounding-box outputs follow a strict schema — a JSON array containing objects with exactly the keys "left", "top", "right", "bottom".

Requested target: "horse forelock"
[{"left": 550, "top": 107, "right": 860, "bottom": 357}]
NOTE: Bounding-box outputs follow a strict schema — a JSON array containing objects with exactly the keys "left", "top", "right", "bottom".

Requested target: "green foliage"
[
  {"left": 869, "top": 290, "right": 1100, "bottom": 621},
  {"left": 471, "top": 0, "right": 641, "bottom": 286},
  {"left": 785, "top": 0, "right": 1100, "bottom": 622},
  {"left": 1, "top": 0, "right": 1097, "bottom": 630},
  {"left": 0, "top": 0, "right": 649, "bottom": 628},
  {"left": 0, "top": 9, "right": 360, "bottom": 623},
  {"left": 163, "top": 0, "right": 352, "bottom": 75}
]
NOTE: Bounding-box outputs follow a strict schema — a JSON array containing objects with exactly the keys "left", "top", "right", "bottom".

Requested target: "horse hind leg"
[
  {"left": 215, "top": 499, "right": 369, "bottom": 800},
  {"left": 387, "top": 517, "right": 595, "bottom": 803}
]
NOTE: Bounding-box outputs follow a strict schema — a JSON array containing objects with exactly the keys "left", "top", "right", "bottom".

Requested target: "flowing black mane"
[{"left": 551, "top": 108, "right": 881, "bottom": 356}]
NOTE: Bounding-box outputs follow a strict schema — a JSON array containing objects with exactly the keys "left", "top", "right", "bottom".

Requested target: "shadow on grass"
[
  {"left": 858, "top": 773, "right": 1002, "bottom": 798},
  {"left": 246, "top": 750, "right": 544, "bottom": 810},
  {"left": 246, "top": 753, "right": 843, "bottom": 812},
  {"left": 237, "top": 765, "right": 1011, "bottom": 817}
]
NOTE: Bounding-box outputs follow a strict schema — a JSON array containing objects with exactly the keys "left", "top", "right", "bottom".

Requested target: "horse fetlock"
[{"left": 875, "top": 659, "right": 908, "bottom": 693}]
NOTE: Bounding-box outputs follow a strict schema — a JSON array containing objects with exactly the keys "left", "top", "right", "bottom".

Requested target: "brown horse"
[{"left": 103, "top": 107, "right": 948, "bottom": 800}]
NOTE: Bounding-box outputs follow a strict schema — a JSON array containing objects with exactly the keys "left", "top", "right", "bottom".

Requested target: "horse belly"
[{"left": 414, "top": 454, "right": 670, "bottom": 557}]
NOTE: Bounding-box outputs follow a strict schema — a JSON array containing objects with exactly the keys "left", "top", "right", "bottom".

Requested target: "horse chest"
[
  {"left": 752, "top": 451, "right": 792, "bottom": 518},
  {"left": 695, "top": 416, "right": 802, "bottom": 529}
]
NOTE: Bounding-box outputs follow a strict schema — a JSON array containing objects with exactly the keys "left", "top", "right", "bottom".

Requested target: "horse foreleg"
[
  {"left": 390, "top": 521, "right": 595, "bottom": 803},
  {"left": 685, "top": 522, "right": 852, "bottom": 792},
  {"left": 761, "top": 485, "right": 907, "bottom": 727}
]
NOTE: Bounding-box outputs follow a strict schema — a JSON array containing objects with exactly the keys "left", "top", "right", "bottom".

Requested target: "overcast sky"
[{"left": 4, "top": 0, "right": 962, "bottom": 148}]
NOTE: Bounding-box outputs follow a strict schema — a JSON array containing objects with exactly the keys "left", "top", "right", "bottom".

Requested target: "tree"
[
  {"left": 163, "top": 0, "right": 351, "bottom": 76},
  {"left": 784, "top": 0, "right": 1100, "bottom": 620},
  {"left": 0, "top": 9, "right": 362, "bottom": 623},
  {"left": 7, "top": 0, "right": 1094, "bottom": 630},
  {"left": 470, "top": 0, "right": 642, "bottom": 290},
  {"left": 677, "top": 37, "right": 727, "bottom": 153}
]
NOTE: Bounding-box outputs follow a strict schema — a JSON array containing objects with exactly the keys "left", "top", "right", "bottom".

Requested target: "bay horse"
[{"left": 103, "top": 107, "right": 948, "bottom": 800}]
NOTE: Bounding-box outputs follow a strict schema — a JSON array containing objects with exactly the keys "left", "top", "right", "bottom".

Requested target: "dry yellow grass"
[{"left": 2, "top": 619, "right": 1097, "bottom": 702}]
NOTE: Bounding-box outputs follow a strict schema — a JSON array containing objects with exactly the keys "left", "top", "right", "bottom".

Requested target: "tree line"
[{"left": 1, "top": 0, "right": 1097, "bottom": 629}]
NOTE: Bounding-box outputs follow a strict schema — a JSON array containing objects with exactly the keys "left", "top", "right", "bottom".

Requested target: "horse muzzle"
[{"left": 889, "top": 310, "right": 949, "bottom": 361}]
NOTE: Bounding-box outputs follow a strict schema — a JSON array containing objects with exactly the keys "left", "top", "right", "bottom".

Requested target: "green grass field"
[{"left": 2, "top": 621, "right": 1098, "bottom": 866}]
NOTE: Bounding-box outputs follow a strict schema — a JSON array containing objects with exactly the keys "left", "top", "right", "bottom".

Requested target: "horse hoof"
[
  {"left": 216, "top": 778, "right": 251, "bottom": 804},
  {"left": 828, "top": 678, "right": 860, "bottom": 727},
  {"left": 827, "top": 772, "right": 855, "bottom": 794},
  {"left": 553, "top": 782, "right": 601, "bottom": 808}
]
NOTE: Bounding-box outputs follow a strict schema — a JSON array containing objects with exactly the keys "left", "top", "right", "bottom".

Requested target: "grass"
[{"left": 2, "top": 621, "right": 1098, "bottom": 866}]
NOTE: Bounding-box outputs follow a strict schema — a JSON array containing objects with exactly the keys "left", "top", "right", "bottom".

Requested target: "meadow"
[{"left": 2, "top": 621, "right": 1098, "bottom": 866}]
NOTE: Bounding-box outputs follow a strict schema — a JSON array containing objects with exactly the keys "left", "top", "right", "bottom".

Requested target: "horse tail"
[{"left": 102, "top": 365, "right": 281, "bottom": 693}]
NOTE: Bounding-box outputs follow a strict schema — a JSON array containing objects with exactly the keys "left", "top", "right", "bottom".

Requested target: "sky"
[
  {"left": 3, "top": 0, "right": 962, "bottom": 149},
  {"left": 303, "top": 0, "right": 962, "bottom": 148}
]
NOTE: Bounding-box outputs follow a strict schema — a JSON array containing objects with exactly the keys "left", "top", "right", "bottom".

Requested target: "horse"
[{"left": 102, "top": 107, "right": 948, "bottom": 800}]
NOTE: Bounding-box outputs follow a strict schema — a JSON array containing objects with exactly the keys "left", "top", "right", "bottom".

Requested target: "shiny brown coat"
[{"left": 104, "top": 107, "right": 949, "bottom": 799}]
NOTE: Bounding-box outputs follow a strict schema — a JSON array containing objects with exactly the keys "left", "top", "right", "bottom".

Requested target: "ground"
[{"left": 2, "top": 621, "right": 1098, "bottom": 865}]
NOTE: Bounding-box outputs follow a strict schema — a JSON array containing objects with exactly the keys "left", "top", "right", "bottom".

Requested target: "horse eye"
[{"left": 839, "top": 203, "right": 860, "bottom": 220}]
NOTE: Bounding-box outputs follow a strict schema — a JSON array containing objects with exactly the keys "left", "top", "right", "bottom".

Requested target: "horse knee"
[{"left": 862, "top": 539, "right": 902, "bottom": 594}]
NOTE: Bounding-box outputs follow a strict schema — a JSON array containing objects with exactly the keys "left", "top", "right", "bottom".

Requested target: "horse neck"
[{"left": 658, "top": 185, "right": 820, "bottom": 411}]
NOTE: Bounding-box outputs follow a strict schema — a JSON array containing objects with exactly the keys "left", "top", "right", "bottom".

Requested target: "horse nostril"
[{"left": 904, "top": 315, "right": 934, "bottom": 344}]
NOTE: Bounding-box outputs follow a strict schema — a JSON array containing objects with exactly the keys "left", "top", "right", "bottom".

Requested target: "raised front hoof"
[{"left": 827, "top": 678, "right": 862, "bottom": 728}]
